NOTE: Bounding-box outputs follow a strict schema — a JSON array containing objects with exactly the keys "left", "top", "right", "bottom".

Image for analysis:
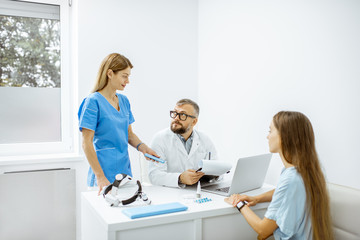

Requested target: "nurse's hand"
[
  {"left": 140, "top": 145, "right": 160, "bottom": 162},
  {"left": 97, "top": 175, "right": 111, "bottom": 196},
  {"left": 179, "top": 169, "right": 205, "bottom": 185}
]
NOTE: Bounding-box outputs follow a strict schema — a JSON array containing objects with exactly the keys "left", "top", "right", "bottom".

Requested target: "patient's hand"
[
  {"left": 225, "top": 194, "right": 259, "bottom": 207},
  {"left": 179, "top": 169, "right": 205, "bottom": 185}
]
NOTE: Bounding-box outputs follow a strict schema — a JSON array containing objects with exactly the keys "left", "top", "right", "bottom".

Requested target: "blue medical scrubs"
[{"left": 78, "top": 92, "right": 135, "bottom": 186}]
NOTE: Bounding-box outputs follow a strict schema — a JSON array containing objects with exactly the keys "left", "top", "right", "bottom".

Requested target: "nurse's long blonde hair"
[
  {"left": 92, "top": 53, "right": 133, "bottom": 93},
  {"left": 273, "top": 111, "right": 334, "bottom": 240}
]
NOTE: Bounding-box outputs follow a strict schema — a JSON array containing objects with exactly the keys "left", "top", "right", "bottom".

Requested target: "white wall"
[{"left": 198, "top": 0, "right": 360, "bottom": 189}]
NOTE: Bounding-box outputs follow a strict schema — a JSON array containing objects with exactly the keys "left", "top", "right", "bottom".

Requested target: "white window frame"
[{"left": 0, "top": 0, "right": 79, "bottom": 163}]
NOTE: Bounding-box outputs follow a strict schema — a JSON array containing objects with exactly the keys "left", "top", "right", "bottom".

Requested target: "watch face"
[{"left": 236, "top": 201, "right": 244, "bottom": 209}]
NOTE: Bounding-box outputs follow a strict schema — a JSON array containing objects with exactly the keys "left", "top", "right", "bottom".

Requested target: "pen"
[{"left": 195, "top": 168, "right": 202, "bottom": 173}]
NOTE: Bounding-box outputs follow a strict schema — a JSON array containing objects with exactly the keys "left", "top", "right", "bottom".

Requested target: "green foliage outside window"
[{"left": 0, "top": 15, "right": 60, "bottom": 88}]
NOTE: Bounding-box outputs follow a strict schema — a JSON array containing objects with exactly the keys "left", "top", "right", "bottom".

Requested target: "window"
[{"left": 0, "top": 0, "right": 76, "bottom": 160}]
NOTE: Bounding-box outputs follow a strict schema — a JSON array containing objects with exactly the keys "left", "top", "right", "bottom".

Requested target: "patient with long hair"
[{"left": 225, "top": 111, "right": 333, "bottom": 240}]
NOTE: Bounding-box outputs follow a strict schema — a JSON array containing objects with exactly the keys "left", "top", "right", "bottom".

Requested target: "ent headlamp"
[{"left": 102, "top": 174, "right": 151, "bottom": 207}]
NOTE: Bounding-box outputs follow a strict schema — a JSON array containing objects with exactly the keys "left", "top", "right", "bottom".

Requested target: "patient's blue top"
[
  {"left": 78, "top": 92, "right": 135, "bottom": 186},
  {"left": 265, "top": 167, "right": 312, "bottom": 240}
]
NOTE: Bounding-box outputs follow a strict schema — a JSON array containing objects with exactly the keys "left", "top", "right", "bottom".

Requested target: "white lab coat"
[{"left": 148, "top": 128, "right": 218, "bottom": 188}]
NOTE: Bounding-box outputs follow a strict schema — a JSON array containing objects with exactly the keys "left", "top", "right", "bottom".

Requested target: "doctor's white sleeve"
[{"left": 148, "top": 137, "right": 181, "bottom": 188}]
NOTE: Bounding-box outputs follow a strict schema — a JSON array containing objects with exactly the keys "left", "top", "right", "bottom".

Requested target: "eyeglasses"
[{"left": 170, "top": 111, "right": 196, "bottom": 121}]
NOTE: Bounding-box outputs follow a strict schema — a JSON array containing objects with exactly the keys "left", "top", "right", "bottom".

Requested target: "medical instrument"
[
  {"left": 144, "top": 153, "right": 166, "bottom": 163},
  {"left": 102, "top": 173, "right": 151, "bottom": 207},
  {"left": 196, "top": 181, "right": 201, "bottom": 198}
]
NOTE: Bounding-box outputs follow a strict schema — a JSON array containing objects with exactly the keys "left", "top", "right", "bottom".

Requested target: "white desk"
[{"left": 81, "top": 184, "right": 274, "bottom": 240}]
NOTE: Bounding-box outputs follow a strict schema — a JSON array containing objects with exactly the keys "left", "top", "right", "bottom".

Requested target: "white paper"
[{"left": 197, "top": 160, "right": 232, "bottom": 176}]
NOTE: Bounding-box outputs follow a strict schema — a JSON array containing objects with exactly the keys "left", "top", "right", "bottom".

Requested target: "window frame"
[{"left": 0, "top": 0, "right": 79, "bottom": 162}]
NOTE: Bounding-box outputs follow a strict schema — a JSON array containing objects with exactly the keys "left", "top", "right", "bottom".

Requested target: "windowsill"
[{"left": 0, "top": 153, "right": 85, "bottom": 166}]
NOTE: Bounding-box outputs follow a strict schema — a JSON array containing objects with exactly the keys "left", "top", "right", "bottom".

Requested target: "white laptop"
[{"left": 201, "top": 153, "right": 272, "bottom": 196}]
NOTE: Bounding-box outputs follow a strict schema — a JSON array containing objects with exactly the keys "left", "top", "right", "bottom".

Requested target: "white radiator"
[{"left": 0, "top": 168, "right": 76, "bottom": 240}]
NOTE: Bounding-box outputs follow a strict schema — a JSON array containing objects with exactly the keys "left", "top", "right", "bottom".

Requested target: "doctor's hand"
[
  {"left": 179, "top": 169, "right": 205, "bottom": 185},
  {"left": 97, "top": 175, "right": 111, "bottom": 196},
  {"left": 225, "top": 194, "right": 259, "bottom": 207}
]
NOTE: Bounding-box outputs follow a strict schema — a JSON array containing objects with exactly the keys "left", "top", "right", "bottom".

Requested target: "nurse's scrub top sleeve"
[{"left": 78, "top": 92, "right": 135, "bottom": 186}]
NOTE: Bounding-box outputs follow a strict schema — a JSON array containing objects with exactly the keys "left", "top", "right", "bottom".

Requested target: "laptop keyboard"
[{"left": 216, "top": 186, "right": 230, "bottom": 193}]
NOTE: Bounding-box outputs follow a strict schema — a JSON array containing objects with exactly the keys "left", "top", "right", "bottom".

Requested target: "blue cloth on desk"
[{"left": 122, "top": 202, "right": 188, "bottom": 219}]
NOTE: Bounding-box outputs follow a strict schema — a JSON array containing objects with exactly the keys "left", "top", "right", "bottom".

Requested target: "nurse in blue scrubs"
[{"left": 78, "top": 53, "right": 159, "bottom": 194}]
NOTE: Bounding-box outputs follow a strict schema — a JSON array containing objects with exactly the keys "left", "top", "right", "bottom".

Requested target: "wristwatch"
[{"left": 236, "top": 201, "right": 247, "bottom": 212}]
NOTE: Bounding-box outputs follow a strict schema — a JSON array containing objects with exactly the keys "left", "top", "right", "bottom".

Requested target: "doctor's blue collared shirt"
[
  {"left": 78, "top": 92, "right": 135, "bottom": 186},
  {"left": 177, "top": 131, "right": 194, "bottom": 154}
]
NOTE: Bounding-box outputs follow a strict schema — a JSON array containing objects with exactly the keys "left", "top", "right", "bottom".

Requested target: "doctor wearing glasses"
[{"left": 149, "top": 99, "right": 218, "bottom": 188}]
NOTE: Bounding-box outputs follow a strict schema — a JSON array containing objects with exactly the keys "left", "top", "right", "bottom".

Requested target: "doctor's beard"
[{"left": 170, "top": 121, "right": 191, "bottom": 135}]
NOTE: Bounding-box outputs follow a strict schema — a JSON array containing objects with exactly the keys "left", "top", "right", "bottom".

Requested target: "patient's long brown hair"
[{"left": 273, "top": 111, "right": 333, "bottom": 240}]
